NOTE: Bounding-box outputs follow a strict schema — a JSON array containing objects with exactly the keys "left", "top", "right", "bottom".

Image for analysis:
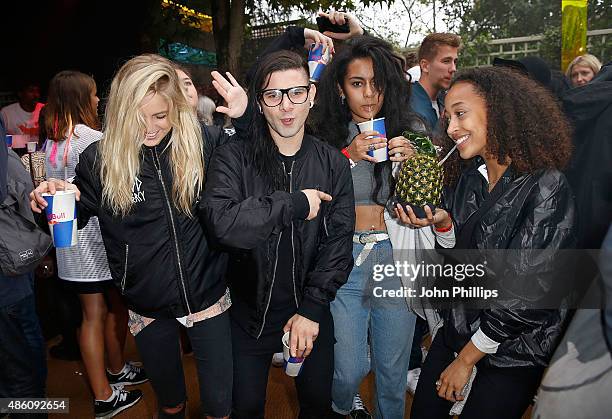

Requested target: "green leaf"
[{"left": 402, "top": 131, "right": 437, "bottom": 157}]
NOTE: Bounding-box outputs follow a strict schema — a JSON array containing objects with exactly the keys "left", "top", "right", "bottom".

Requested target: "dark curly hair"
[
  {"left": 310, "top": 35, "right": 423, "bottom": 204},
  {"left": 437, "top": 66, "right": 573, "bottom": 186}
]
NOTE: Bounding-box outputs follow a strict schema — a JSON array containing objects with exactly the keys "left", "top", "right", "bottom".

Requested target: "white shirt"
[
  {"left": 406, "top": 65, "right": 421, "bottom": 83},
  {"left": 1, "top": 102, "right": 44, "bottom": 136},
  {"left": 431, "top": 100, "right": 440, "bottom": 119}
]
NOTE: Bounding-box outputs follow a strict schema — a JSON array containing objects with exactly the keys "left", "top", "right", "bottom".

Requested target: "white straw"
[{"left": 438, "top": 143, "right": 457, "bottom": 166}]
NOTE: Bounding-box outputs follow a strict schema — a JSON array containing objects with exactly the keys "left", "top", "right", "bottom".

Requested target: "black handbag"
[{"left": 0, "top": 152, "right": 52, "bottom": 276}]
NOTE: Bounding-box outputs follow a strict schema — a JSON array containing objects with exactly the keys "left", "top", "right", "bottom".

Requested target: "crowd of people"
[{"left": 1, "top": 9, "right": 610, "bottom": 419}]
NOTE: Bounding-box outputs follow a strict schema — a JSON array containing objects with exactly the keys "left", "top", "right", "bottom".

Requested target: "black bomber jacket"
[
  {"left": 74, "top": 124, "right": 230, "bottom": 318},
  {"left": 201, "top": 134, "right": 355, "bottom": 338}
]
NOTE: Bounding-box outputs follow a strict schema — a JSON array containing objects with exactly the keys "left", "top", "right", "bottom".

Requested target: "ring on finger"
[
  {"left": 435, "top": 380, "right": 441, "bottom": 388},
  {"left": 368, "top": 144, "right": 375, "bottom": 151}
]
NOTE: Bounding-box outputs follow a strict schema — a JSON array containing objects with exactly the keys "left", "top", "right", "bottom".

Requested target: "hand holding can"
[
  {"left": 308, "top": 43, "right": 332, "bottom": 83},
  {"left": 282, "top": 331, "right": 305, "bottom": 377}
]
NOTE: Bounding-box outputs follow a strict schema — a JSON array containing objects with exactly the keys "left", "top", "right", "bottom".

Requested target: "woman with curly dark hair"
[
  {"left": 311, "top": 35, "right": 425, "bottom": 418},
  {"left": 398, "top": 66, "right": 576, "bottom": 419}
]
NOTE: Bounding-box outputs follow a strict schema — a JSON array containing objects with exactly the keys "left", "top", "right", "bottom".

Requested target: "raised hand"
[
  {"left": 211, "top": 71, "right": 248, "bottom": 118},
  {"left": 318, "top": 10, "right": 364, "bottom": 40}
]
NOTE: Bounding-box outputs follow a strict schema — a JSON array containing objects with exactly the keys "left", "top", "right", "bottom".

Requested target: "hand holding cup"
[
  {"left": 283, "top": 314, "right": 319, "bottom": 358},
  {"left": 30, "top": 179, "right": 80, "bottom": 214},
  {"left": 347, "top": 131, "right": 387, "bottom": 163}
]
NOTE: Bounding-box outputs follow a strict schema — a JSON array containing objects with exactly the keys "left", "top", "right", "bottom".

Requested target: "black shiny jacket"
[
  {"left": 201, "top": 135, "right": 355, "bottom": 339},
  {"left": 442, "top": 159, "right": 577, "bottom": 368}
]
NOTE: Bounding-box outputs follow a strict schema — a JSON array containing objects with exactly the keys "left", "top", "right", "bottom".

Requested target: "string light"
[{"left": 161, "top": 0, "right": 213, "bottom": 32}]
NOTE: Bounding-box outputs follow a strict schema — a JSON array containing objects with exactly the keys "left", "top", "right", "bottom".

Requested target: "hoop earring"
[
  {"left": 257, "top": 103, "right": 263, "bottom": 114},
  {"left": 309, "top": 101, "right": 314, "bottom": 109}
]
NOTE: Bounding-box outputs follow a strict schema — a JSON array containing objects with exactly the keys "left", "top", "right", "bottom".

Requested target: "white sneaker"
[
  {"left": 407, "top": 367, "right": 421, "bottom": 395},
  {"left": 271, "top": 352, "right": 284, "bottom": 367}
]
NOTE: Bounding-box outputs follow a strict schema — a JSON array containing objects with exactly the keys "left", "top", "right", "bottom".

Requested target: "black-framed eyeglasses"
[{"left": 257, "top": 85, "right": 311, "bottom": 107}]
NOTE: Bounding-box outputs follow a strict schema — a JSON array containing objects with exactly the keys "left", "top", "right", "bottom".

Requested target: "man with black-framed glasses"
[{"left": 202, "top": 50, "right": 355, "bottom": 419}]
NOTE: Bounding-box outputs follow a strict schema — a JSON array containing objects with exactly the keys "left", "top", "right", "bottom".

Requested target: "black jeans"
[
  {"left": 410, "top": 329, "right": 545, "bottom": 419},
  {"left": 134, "top": 310, "right": 232, "bottom": 418},
  {"left": 408, "top": 316, "right": 429, "bottom": 369},
  {"left": 231, "top": 308, "right": 335, "bottom": 419}
]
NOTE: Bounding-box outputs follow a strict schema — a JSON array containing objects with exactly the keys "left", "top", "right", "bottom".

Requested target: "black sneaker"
[
  {"left": 107, "top": 362, "right": 148, "bottom": 386},
  {"left": 94, "top": 387, "right": 142, "bottom": 418},
  {"left": 349, "top": 393, "right": 372, "bottom": 419}
]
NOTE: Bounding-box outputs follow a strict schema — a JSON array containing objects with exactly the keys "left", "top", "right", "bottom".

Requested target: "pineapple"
[{"left": 395, "top": 131, "right": 444, "bottom": 218}]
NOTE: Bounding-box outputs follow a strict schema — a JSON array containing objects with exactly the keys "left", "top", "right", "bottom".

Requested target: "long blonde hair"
[{"left": 99, "top": 54, "right": 204, "bottom": 216}]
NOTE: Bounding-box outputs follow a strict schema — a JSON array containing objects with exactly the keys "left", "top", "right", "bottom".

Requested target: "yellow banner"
[{"left": 561, "top": 0, "right": 588, "bottom": 71}]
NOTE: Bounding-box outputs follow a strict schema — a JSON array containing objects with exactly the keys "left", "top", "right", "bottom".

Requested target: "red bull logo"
[
  {"left": 47, "top": 212, "right": 67, "bottom": 224},
  {"left": 308, "top": 44, "right": 330, "bottom": 65}
]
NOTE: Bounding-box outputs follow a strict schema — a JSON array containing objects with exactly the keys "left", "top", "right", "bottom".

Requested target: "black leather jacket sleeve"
[
  {"left": 297, "top": 159, "right": 355, "bottom": 322},
  {"left": 73, "top": 145, "right": 101, "bottom": 229},
  {"left": 201, "top": 142, "right": 295, "bottom": 249},
  {"left": 479, "top": 171, "right": 576, "bottom": 343}
]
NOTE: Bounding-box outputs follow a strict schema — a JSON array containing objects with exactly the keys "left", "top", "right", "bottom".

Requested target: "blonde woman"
[
  {"left": 43, "top": 70, "right": 146, "bottom": 417},
  {"left": 31, "top": 54, "right": 247, "bottom": 419},
  {"left": 566, "top": 54, "right": 602, "bottom": 87}
]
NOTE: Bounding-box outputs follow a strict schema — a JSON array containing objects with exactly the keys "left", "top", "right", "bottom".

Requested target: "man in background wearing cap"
[
  {"left": 410, "top": 33, "right": 461, "bottom": 133},
  {"left": 493, "top": 56, "right": 552, "bottom": 87},
  {"left": 494, "top": 56, "right": 573, "bottom": 100}
]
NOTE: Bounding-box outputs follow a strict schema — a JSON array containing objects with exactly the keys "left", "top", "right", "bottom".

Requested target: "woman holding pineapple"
[
  {"left": 398, "top": 66, "right": 576, "bottom": 419},
  {"left": 311, "top": 35, "right": 424, "bottom": 418}
]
